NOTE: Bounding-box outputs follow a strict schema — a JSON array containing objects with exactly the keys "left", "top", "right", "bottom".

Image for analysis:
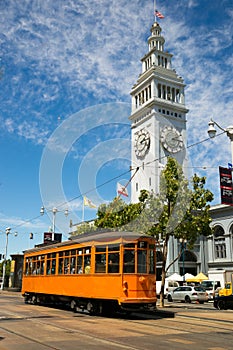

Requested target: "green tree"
[
  {"left": 95, "top": 197, "right": 143, "bottom": 229},
  {"left": 70, "top": 222, "right": 97, "bottom": 236},
  {"left": 0, "top": 259, "right": 11, "bottom": 287}
]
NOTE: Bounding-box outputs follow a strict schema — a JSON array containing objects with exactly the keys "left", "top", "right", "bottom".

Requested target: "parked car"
[
  {"left": 213, "top": 294, "right": 233, "bottom": 310},
  {"left": 167, "top": 286, "right": 208, "bottom": 304}
]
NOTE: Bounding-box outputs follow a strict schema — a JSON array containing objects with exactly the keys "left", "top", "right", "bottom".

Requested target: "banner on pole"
[{"left": 219, "top": 166, "right": 233, "bottom": 205}]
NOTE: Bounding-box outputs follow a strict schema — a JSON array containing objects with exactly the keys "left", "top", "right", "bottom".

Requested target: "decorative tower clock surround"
[{"left": 129, "top": 21, "right": 189, "bottom": 203}]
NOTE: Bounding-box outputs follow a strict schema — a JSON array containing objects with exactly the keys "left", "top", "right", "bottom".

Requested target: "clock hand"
[{"left": 140, "top": 137, "right": 146, "bottom": 144}]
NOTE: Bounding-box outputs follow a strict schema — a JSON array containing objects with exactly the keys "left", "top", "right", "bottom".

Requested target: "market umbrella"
[
  {"left": 166, "top": 273, "right": 183, "bottom": 281},
  {"left": 183, "top": 273, "right": 194, "bottom": 281},
  {"left": 186, "top": 272, "right": 208, "bottom": 283}
]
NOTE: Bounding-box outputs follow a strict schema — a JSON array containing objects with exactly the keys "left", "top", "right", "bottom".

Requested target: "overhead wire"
[{"left": 6, "top": 131, "right": 225, "bottom": 232}]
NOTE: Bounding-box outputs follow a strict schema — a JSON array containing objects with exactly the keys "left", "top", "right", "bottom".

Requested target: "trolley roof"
[{"left": 24, "top": 231, "right": 155, "bottom": 254}]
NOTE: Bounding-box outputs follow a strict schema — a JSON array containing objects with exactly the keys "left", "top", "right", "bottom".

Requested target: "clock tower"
[{"left": 130, "top": 22, "right": 189, "bottom": 202}]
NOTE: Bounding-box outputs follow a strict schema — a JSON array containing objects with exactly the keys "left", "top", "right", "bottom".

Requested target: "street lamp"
[
  {"left": 40, "top": 206, "right": 69, "bottom": 240},
  {"left": 179, "top": 238, "right": 187, "bottom": 281},
  {"left": 1, "top": 227, "right": 11, "bottom": 290},
  {"left": 208, "top": 119, "right": 233, "bottom": 167}
]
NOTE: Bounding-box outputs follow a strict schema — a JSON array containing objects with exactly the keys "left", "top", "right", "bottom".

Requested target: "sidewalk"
[{"left": 0, "top": 289, "right": 22, "bottom": 295}]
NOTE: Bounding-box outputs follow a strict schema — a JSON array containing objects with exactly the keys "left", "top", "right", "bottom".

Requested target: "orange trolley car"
[{"left": 22, "top": 231, "right": 157, "bottom": 315}]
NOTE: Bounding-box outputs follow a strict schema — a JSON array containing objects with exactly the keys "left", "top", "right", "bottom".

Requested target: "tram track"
[
  {"left": 0, "top": 310, "right": 143, "bottom": 350},
  {"left": 1, "top": 298, "right": 233, "bottom": 350},
  {"left": 5, "top": 307, "right": 233, "bottom": 338}
]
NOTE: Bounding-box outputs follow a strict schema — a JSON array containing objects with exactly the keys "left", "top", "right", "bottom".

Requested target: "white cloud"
[{"left": 0, "top": 0, "right": 232, "bottom": 208}]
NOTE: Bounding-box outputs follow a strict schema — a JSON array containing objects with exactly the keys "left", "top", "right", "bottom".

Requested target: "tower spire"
[{"left": 129, "top": 16, "right": 188, "bottom": 203}]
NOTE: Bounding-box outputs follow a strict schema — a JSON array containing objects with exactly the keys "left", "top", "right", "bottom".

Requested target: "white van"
[
  {"left": 200, "top": 280, "right": 221, "bottom": 300},
  {"left": 156, "top": 280, "right": 179, "bottom": 297}
]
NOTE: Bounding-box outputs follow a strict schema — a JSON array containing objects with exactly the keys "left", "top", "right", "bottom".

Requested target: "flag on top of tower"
[
  {"left": 117, "top": 182, "right": 129, "bottom": 197},
  {"left": 155, "top": 10, "right": 165, "bottom": 19}
]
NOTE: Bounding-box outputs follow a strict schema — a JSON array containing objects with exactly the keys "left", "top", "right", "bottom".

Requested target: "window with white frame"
[{"left": 214, "top": 225, "right": 226, "bottom": 259}]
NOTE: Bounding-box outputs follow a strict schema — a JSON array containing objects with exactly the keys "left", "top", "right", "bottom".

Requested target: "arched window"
[{"left": 214, "top": 225, "right": 226, "bottom": 259}]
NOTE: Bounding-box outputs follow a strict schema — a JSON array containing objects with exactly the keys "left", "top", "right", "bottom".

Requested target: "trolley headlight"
[{"left": 139, "top": 276, "right": 146, "bottom": 284}]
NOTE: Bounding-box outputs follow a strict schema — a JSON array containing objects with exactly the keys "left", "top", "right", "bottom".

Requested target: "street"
[{"left": 0, "top": 291, "right": 233, "bottom": 350}]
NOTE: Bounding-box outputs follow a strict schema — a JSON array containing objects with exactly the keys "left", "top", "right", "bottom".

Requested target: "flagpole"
[
  {"left": 154, "top": 0, "right": 156, "bottom": 21},
  {"left": 117, "top": 167, "right": 139, "bottom": 201}
]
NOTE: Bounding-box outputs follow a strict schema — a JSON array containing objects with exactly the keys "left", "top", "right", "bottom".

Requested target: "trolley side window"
[
  {"left": 58, "top": 249, "right": 79, "bottom": 274},
  {"left": 77, "top": 249, "right": 83, "bottom": 273},
  {"left": 95, "top": 246, "right": 106, "bottom": 273},
  {"left": 70, "top": 250, "right": 76, "bottom": 274},
  {"left": 94, "top": 244, "right": 120, "bottom": 274},
  {"left": 108, "top": 244, "right": 120, "bottom": 273},
  {"left": 58, "top": 251, "right": 71, "bottom": 274},
  {"left": 84, "top": 247, "right": 91, "bottom": 274},
  {"left": 58, "top": 252, "right": 64, "bottom": 274},
  {"left": 24, "top": 255, "right": 45, "bottom": 275},
  {"left": 77, "top": 247, "right": 91, "bottom": 274},
  {"left": 46, "top": 253, "right": 56, "bottom": 275},
  {"left": 35, "top": 255, "right": 45, "bottom": 275},
  {"left": 25, "top": 257, "right": 33, "bottom": 275},
  {"left": 123, "top": 243, "right": 135, "bottom": 273}
]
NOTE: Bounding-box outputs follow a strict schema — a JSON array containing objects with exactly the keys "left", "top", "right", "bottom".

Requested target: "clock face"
[
  {"left": 160, "top": 126, "right": 183, "bottom": 153},
  {"left": 134, "top": 129, "right": 150, "bottom": 157}
]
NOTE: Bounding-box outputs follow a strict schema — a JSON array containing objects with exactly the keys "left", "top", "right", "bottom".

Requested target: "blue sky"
[{"left": 0, "top": 0, "right": 232, "bottom": 256}]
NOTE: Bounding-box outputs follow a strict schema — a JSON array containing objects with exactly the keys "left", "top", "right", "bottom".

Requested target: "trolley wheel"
[
  {"left": 36, "top": 296, "right": 41, "bottom": 305},
  {"left": 31, "top": 295, "right": 37, "bottom": 305},
  {"left": 24, "top": 296, "right": 29, "bottom": 304},
  {"left": 87, "top": 301, "right": 101, "bottom": 316},
  {"left": 70, "top": 300, "right": 76, "bottom": 312},
  {"left": 185, "top": 295, "right": 191, "bottom": 303}
]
